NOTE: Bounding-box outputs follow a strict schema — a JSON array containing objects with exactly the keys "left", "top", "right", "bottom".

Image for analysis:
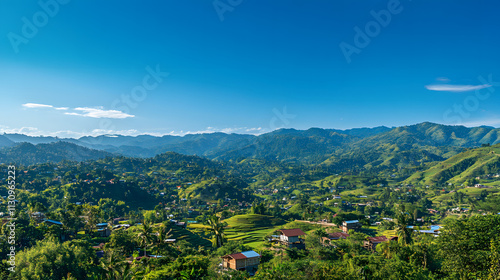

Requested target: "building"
[
  {"left": 341, "top": 220, "right": 361, "bottom": 233},
  {"left": 327, "top": 232, "right": 350, "bottom": 240},
  {"left": 175, "top": 221, "right": 187, "bottom": 228},
  {"left": 31, "top": 212, "right": 45, "bottom": 223},
  {"left": 43, "top": 219, "right": 63, "bottom": 227},
  {"left": 322, "top": 232, "right": 349, "bottom": 246},
  {"left": 42, "top": 219, "right": 68, "bottom": 240},
  {"left": 277, "top": 228, "right": 306, "bottom": 249},
  {"left": 363, "top": 236, "right": 388, "bottom": 251},
  {"left": 96, "top": 222, "right": 111, "bottom": 237},
  {"left": 221, "top": 250, "right": 261, "bottom": 275}
]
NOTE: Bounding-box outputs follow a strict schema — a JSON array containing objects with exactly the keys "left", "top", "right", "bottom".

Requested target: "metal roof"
[
  {"left": 430, "top": 225, "right": 441, "bottom": 231},
  {"left": 241, "top": 251, "right": 261, "bottom": 258},
  {"left": 345, "top": 220, "right": 359, "bottom": 224},
  {"left": 44, "top": 219, "right": 63, "bottom": 226},
  {"left": 223, "top": 250, "right": 261, "bottom": 260}
]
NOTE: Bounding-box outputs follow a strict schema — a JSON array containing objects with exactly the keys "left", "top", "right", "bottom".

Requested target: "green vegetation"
[{"left": 2, "top": 124, "right": 500, "bottom": 278}]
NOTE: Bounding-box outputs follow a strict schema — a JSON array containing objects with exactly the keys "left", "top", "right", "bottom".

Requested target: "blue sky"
[{"left": 1, "top": 0, "right": 499, "bottom": 138}]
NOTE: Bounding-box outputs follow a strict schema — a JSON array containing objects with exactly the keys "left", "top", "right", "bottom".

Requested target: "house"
[
  {"left": 277, "top": 228, "right": 306, "bottom": 249},
  {"left": 427, "top": 209, "right": 439, "bottom": 214},
  {"left": 43, "top": 219, "right": 63, "bottom": 227},
  {"left": 363, "top": 236, "right": 388, "bottom": 251},
  {"left": 341, "top": 220, "right": 361, "bottom": 233},
  {"left": 414, "top": 225, "right": 441, "bottom": 237},
  {"left": 97, "top": 223, "right": 111, "bottom": 237},
  {"left": 31, "top": 212, "right": 45, "bottom": 223},
  {"left": 42, "top": 219, "right": 68, "bottom": 240},
  {"left": 322, "top": 232, "right": 349, "bottom": 245},
  {"left": 97, "top": 228, "right": 111, "bottom": 237},
  {"left": 327, "top": 232, "right": 350, "bottom": 240},
  {"left": 112, "top": 224, "right": 130, "bottom": 230},
  {"left": 175, "top": 222, "right": 187, "bottom": 229},
  {"left": 221, "top": 250, "right": 261, "bottom": 275}
]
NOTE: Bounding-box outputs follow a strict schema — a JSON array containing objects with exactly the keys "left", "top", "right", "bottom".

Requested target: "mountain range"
[{"left": 1, "top": 122, "right": 500, "bottom": 170}]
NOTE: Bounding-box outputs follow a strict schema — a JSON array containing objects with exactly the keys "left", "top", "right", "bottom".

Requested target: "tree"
[
  {"left": 153, "top": 223, "right": 174, "bottom": 257},
  {"left": 99, "top": 249, "right": 129, "bottom": 280},
  {"left": 438, "top": 215, "right": 500, "bottom": 279},
  {"left": 206, "top": 214, "right": 227, "bottom": 248},
  {"left": 106, "top": 230, "right": 137, "bottom": 255},
  {"left": 489, "top": 239, "right": 500, "bottom": 280},
  {"left": 137, "top": 221, "right": 156, "bottom": 257},
  {"left": 396, "top": 208, "right": 412, "bottom": 246},
  {"left": 12, "top": 238, "right": 97, "bottom": 279},
  {"left": 377, "top": 240, "right": 400, "bottom": 259}
]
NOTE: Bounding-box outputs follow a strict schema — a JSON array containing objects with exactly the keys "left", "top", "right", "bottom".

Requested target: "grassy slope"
[
  {"left": 189, "top": 215, "right": 323, "bottom": 250},
  {"left": 405, "top": 144, "right": 500, "bottom": 185},
  {"left": 223, "top": 214, "right": 286, "bottom": 249}
]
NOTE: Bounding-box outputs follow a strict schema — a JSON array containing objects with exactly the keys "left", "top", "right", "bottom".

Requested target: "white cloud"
[
  {"left": 65, "top": 107, "right": 134, "bottom": 119},
  {"left": 22, "top": 103, "right": 54, "bottom": 109},
  {"left": 22, "top": 102, "right": 133, "bottom": 119},
  {"left": 0, "top": 126, "right": 43, "bottom": 136},
  {"left": 168, "top": 126, "right": 267, "bottom": 136},
  {"left": 425, "top": 84, "right": 491, "bottom": 92},
  {"left": 436, "top": 77, "right": 450, "bottom": 82}
]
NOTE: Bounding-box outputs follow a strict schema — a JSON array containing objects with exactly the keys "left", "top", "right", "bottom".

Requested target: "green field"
[
  {"left": 431, "top": 187, "right": 499, "bottom": 204},
  {"left": 223, "top": 214, "right": 286, "bottom": 249},
  {"left": 188, "top": 214, "right": 320, "bottom": 249}
]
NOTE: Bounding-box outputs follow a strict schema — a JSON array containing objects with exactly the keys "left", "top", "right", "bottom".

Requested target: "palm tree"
[
  {"left": 206, "top": 215, "right": 227, "bottom": 248},
  {"left": 396, "top": 210, "right": 412, "bottom": 246},
  {"left": 153, "top": 223, "right": 173, "bottom": 257},
  {"left": 137, "top": 221, "right": 156, "bottom": 257},
  {"left": 377, "top": 239, "right": 399, "bottom": 259},
  {"left": 99, "top": 249, "right": 128, "bottom": 280}
]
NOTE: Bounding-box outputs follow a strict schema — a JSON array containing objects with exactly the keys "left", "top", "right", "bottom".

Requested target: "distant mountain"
[
  {"left": 214, "top": 128, "right": 359, "bottom": 163},
  {"left": 2, "top": 133, "right": 60, "bottom": 144},
  {"left": 1, "top": 126, "right": 391, "bottom": 160},
  {"left": 330, "top": 126, "right": 392, "bottom": 138},
  {"left": 316, "top": 123, "right": 500, "bottom": 172},
  {"left": 3, "top": 123, "right": 500, "bottom": 170},
  {"left": 0, "top": 141, "right": 113, "bottom": 166},
  {"left": 0, "top": 135, "right": 15, "bottom": 148},
  {"left": 357, "top": 122, "right": 500, "bottom": 148}
]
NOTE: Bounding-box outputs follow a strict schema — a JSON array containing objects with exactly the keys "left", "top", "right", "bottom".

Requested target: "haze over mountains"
[{"left": 1, "top": 122, "right": 500, "bottom": 168}]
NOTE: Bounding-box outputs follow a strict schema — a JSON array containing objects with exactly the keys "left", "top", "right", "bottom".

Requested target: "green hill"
[
  {"left": 223, "top": 214, "right": 286, "bottom": 248},
  {"left": 405, "top": 144, "right": 500, "bottom": 185}
]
